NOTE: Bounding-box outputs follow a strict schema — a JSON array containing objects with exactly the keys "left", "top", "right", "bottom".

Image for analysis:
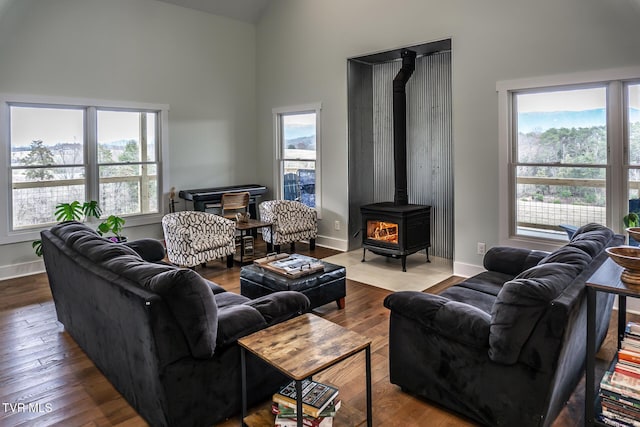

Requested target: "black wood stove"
[{"left": 360, "top": 49, "right": 432, "bottom": 271}]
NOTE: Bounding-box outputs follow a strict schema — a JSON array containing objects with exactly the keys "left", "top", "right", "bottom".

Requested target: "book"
[
  {"left": 602, "top": 408, "right": 640, "bottom": 427},
  {"left": 602, "top": 400, "right": 640, "bottom": 421},
  {"left": 622, "top": 339, "right": 640, "bottom": 353},
  {"left": 619, "top": 360, "right": 640, "bottom": 373},
  {"left": 274, "top": 414, "right": 333, "bottom": 427},
  {"left": 272, "top": 380, "right": 339, "bottom": 418},
  {"left": 601, "top": 415, "right": 638, "bottom": 427},
  {"left": 601, "top": 388, "right": 640, "bottom": 410},
  {"left": 272, "top": 399, "right": 341, "bottom": 418},
  {"left": 600, "top": 371, "right": 640, "bottom": 401},
  {"left": 620, "top": 349, "right": 640, "bottom": 365},
  {"left": 629, "top": 322, "right": 640, "bottom": 334},
  {"left": 616, "top": 365, "right": 640, "bottom": 380}
]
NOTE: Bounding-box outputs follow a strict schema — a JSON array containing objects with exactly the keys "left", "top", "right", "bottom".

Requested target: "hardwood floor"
[{"left": 0, "top": 241, "right": 620, "bottom": 426}]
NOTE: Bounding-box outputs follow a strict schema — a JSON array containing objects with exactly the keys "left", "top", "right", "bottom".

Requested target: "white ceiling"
[{"left": 154, "top": 0, "right": 271, "bottom": 24}]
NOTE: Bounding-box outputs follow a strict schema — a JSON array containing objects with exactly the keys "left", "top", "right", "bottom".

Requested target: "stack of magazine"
[
  {"left": 271, "top": 379, "right": 340, "bottom": 427},
  {"left": 599, "top": 321, "right": 640, "bottom": 426}
]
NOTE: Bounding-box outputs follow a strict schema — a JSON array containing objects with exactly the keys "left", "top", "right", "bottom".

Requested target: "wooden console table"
[{"left": 238, "top": 313, "right": 372, "bottom": 427}]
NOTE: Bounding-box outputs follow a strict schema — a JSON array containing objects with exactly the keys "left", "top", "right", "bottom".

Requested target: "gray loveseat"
[
  {"left": 384, "top": 223, "right": 622, "bottom": 426},
  {"left": 41, "top": 221, "right": 310, "bottom": 427}
]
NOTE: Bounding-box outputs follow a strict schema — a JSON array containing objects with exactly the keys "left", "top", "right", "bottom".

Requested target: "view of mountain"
[
  {"left": 284, "top": 124, "right": 315, "bottom": 140},
  {"left": 518, "top": 107, "right": 640, "bottom": 133},
  {"left": 285, "top": 135, "right": 315, "bottom": 150}
]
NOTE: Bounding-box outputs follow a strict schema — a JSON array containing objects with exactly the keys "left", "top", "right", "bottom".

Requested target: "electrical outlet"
[
  {"left": 334, "top": 220, "right": 341, "bottom": 231},
  {"left": 477, "top": 242, "right": 486, "bottom": 255}
]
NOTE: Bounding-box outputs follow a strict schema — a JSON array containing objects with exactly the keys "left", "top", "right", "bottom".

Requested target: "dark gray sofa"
[
  {"left": 384, "top": 223, "right": 622, "bottom": 426},
  {"left": 41, "top": 221, "right": 310, "bottom": 427}
]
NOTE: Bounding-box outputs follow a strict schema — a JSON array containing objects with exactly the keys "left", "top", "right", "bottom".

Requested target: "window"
[
  {"left": 97, "top": 110, "right": 158, "bottom": 216},
  {"left": 498, "top": 69, "right": 640, "bottom": 245},
  {"left": 0, "top": 95, "right": 168, "bottom": 242},
  {"left": 273, "top": 104, "right": 321, "bottom": 214},
  {"left": 627, "top": 83, "right": 640, "bottom": 204}
]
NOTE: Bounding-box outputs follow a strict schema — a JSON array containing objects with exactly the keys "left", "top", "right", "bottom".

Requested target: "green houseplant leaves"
[{"left": 33, "top": 201, "right": 125, "bottom": 255}]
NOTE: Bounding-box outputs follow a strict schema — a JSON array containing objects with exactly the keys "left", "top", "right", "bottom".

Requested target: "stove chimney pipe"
[{"left": 393, "top": 49, "right": 416, "bottom": 206}]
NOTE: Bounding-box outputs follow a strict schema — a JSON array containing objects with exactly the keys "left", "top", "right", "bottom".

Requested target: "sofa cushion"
[
  {"left": 146, "top": 269, "right": 219, "bottom": 359},
  {"left": 483, "top": 246, "right": 549, "bottom": 276},
  {"left": 216, "top": 305, "right": 267, "bottom": 348},
  {"left": 537, "top": 245, "right": 592, "bottom": 269},
  {"left": 215, "top": 292, "right": 251, "bottom": 308},
  {"left": 440, "top": 285, "right": 497, "bottom": 315},
  {"left": 489, "top": 262, "right": 580, "bottom": 364},
  {"left": 454, "top": 271, "right": 514, "bottom": 297},
  {"left": 104, "top": 255, "right": 174, "bottom": 283},
  {"left": 52, "top": 223, "right": 142, "bottom": 263},
  {"left": 83, "top": 238, "right": 143, "bottom": 263},
  {"left": 123, "top": 238, "right": 166, "bottom": 263},
  {"left": 568, "top": 229, "right": 615, "bottom": 258}
]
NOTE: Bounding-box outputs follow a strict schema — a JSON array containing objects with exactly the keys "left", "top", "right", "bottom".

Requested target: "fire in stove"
[{"left": 367, "top": 220, "right": 399, "bottom": 244}]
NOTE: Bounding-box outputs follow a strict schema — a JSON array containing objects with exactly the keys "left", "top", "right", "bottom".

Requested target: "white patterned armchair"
[
  {"left": 162, "top": 211, "right": 236, "bottom": 268},
  {"left": 259, "top": 200, "right": 317, "bottom": 253}
]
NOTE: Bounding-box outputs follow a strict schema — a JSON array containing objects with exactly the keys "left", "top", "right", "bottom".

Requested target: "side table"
[
  {"left": 585, "top": 257, "right": 628, "bottom": 426},
  {"left": 238, "top": 313, "right": 372, "bottom": 427},
  {"left": 234, "top": 219, "right": 272, "bottom": 263}
]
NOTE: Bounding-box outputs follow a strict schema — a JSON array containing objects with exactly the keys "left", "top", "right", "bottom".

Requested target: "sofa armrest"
[
  {"left": 483, "top": 246, "right": 549, "bottom": 276},
  {"left": 216, "top": 305, "right": 267, "bottom": 348},
  {"left": 384, "top": 291, "right": 490, "bottom": 348},
  {"left": 123, "top": 238, "right": 166, "bottom": 263},
  {"left": 244, "top": 291, "right": 311, "bottom": 325},
  {"left": 215, "top": 292, "right": 310, "bottom": 349}
]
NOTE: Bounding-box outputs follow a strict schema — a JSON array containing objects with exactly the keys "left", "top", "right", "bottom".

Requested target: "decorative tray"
[{"left": 253, "top": 253, "right": 325, "bottom": 278}]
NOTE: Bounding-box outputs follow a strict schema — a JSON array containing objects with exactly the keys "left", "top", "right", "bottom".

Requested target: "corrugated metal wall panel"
[
  {"left": 371, "top": 51, "right": 452, "bottom": 258},
  {"left": 372, "top": 61, "right": 399, "bottom": 203}
]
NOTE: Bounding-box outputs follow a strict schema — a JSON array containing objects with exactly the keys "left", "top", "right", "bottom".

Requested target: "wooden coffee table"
[{"left": 238, "top": 313, "right": 373, "bottom": 427}]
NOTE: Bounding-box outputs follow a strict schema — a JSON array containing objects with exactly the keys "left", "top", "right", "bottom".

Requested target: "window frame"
[
  {"left": 0, "top": 94, "right": 170, "bottom": 244},
  {"left": 497, "top": 67, "right": 640, "bottom": 250},
  {"left": 272, "top": 103, "right": 322, "bottom": 218}
]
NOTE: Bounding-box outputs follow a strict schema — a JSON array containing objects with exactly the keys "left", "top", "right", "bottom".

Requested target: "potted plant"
[
  {"left": 624, "top": 212, "right": 640, "bottom": 228},
  {"left": 97, "top": 215, "right": 127, "bottom": 242},
  {"left": 624, "top": 212, "right": 640, "bottom": 247},
  {"left": 32, "top": 201, "right": 126, "bottom": 255},
  {"left": 33, "top": 201, "right": 103, "bottom": 256},
  {"left": 54, "top": 200, "right": 102, "bottom": 222}
]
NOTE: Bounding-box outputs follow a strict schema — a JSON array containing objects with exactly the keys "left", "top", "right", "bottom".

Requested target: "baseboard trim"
[
  {"left": 0, "top": 259, "right": 45, "bottom": 281},
  {"left": 316, "top": 235, "right": 348, "bottom": 252},
  {"left": 453, "top": 261, "right": 484, "bottom": 278}
]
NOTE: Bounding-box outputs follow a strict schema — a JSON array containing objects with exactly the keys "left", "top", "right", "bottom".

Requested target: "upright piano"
[{"left": 178, "top": 184, "right": 268, "bottom": 217}]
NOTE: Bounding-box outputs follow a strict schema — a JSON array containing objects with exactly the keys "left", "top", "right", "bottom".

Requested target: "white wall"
[
  {"left": 1, "top": 0, "right": 640, "bottom": 278},
  {"left": 0, "top": 0, "right": 257, "bottom": 277},
  {"left": 255, "top": 0, "right": 640, "bottom": 270}
]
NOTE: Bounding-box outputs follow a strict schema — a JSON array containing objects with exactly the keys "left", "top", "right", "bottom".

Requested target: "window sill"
[{"left": 0, "top": 213, "right": 164, "bottom": 245}]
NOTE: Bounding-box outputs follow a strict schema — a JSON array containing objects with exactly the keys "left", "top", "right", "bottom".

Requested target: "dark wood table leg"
[
  {"left": 240, "top": 347, "right": 247, "bottom": 427},
  {"left": 295, "top": 380, "right": 303, "bottom": 427},
  {"left": 240, "top": 229, "right": 245, "bottom": 263},
  {"left": 619, "top": 295, "right": 627, "bottom": 348},
  {"left": 586, "top": 286, "right": 596, "bottom": 426},
  {"left": 366, "top": 345, "right": 372, "bottom": 427}
]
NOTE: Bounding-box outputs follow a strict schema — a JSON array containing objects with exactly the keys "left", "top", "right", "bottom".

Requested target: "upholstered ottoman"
[{"left": 240, "top": 259, "right": 346, "bottom": 309}]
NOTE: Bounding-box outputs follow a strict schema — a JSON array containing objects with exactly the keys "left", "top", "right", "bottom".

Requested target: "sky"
[
  {"left": 10, "top": 106, "right": 149, "bottom": 148},
  {"left": 517, "top": 87, "right": 606, "bottom": 113},
  {"left": 518, "top": 84, "right": 640, "bottom": 113}
]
